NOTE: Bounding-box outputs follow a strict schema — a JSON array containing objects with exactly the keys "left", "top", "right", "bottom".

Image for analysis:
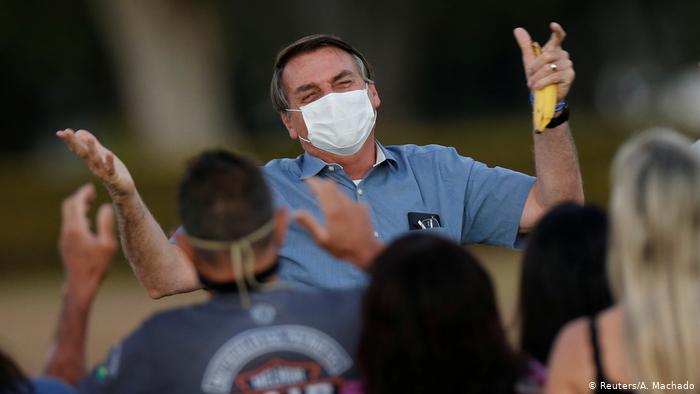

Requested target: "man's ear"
[
  {"left": 279, "top": 112, "right": 298, "bottom": 140},
  {"left": 368, "top": 83, "right": 381, "bottom": 109}
]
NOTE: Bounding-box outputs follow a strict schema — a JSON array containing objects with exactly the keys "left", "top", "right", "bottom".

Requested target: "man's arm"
[
  {"left": 514, "top": 23, "right": 584, "bottom": 232},
  {"left": 57, "top": 129, "right": 200, "bottom": 298},
  {"left": 44, "top": 184, "right": 117, "bottom": 384}
]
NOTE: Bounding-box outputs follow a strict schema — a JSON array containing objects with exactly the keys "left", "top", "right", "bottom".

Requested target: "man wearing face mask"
[{"left": 57, "top": 23, "right": 582, "bottom": 296}]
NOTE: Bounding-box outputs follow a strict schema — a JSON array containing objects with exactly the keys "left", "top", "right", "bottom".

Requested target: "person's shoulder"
[
  {"left": 546, "top": 315, "right": 597, "bottom": 393},
  {"left": 387, "top": 143, "right": 462, "bottom": 157},
  {"left": 261, "top": 287, "right": 363, "bottom": 316},
  {"left": 262, "top": 155, "right": 304, "bottom": 178},
  {"left": 386, "top": 144, "right": 475, "bottom": 175},
  {"left": 271, "top": 286, "right": 363, "bottom": 303},
  {"left": 136, "top": 301, "right": 213, "bottom": 333},
  {"left": 551, "top": 316, "right": 592, "bottom": 360}
]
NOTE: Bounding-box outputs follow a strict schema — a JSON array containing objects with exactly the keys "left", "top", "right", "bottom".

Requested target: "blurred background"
[{"left": 1, "top": 0, "right": 699, "bottom": 375}]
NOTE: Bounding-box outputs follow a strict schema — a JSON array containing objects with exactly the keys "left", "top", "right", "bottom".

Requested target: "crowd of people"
[{"left": 2, "top": 22, "right": 700, "bottom": 394}]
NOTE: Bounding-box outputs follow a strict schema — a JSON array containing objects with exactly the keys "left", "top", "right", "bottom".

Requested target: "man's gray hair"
[{"left": 270, "top": 34, "right": 374, "bottom": 114}]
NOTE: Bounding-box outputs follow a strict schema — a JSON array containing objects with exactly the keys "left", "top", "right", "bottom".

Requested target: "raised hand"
[
  {"left": 44, "top": 183, "right": 118, "bottom": 385},
  {"left": 56, "top": 129, "right": 135, "bottom": 200},
  {"left": 59, "top": 183, "right": 118, "bottom": 300},
  {"left": 294, "top": 178, "right": 383, "bottom": 270},
  {"left": 514, "top": 22, "right": 575, "bottom": 102}
]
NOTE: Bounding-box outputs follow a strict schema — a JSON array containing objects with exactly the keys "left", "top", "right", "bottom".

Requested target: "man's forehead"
[{"left": 281, "top": 46, "right": 361, "bottom": 92}]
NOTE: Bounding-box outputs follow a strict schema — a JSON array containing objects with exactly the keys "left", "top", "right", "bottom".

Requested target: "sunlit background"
[{"left": 1, "top": 0, "right": 699, "bottom": 374}]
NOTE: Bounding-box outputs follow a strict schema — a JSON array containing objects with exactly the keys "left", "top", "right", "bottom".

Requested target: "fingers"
[
  {"left": 58, "top": 128, "right": 121, "bottom": 184},
  {"left": 513, "top": 27, "right": 535, "bottom": 65},
  {"left": 61, "top": 183, "right": 96, "bottom": 232},
  {"left": 533, "top": 70, "right": 573, "bottom": 90},
  {"left": 526, "top": 50, "right": 570, "bottom": 78},
  {"left": 84, "top": 132, "right": 107, "bottom": 175},
  {"left": 96, "top": 203, "right": 117, "bottom": 249},
  {"left": 527, "top": 57, "right": 576, "bottom": 90},
  {"left": 56, "top": 128, "right": 105, "bottom": 164},
  {"left": 305, "top": 177, "right": 335, "bottom": 197},
  {"left": 105, "top": 152, "right": 116, "bottom": 177},
  {"left": 543, "top": 22, "right": 567, "bottom": 51},
  {"left": 529, "top": 58, "right": 574, "bottom": 89},
  {"left": 305, "top": 178, "right": 349, "bottom": 214},
  {"left": 57, "top": 128, "right": 89, "bottom": 159},
  {"left": 293, "top": 211, "right": 328, "bottom": 245}
]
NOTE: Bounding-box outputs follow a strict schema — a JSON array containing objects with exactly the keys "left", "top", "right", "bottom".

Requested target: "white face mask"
[{"left": 287, "top": 85, "right": 377, "bottom": 156}]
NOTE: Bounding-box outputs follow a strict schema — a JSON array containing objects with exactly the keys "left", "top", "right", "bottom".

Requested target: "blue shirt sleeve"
[
  {"left": 30, "top": 377, "right": 76, "bottom": 394},
  {"left": 460, "top": 158, "right": 535, "bottom": 248}
]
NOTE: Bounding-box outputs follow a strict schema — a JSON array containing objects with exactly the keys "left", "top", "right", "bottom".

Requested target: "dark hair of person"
[
  {"left": 518, "top": 203, "right": 613, "bottom": 364},
  {"left": 178, "top": 150, "right": 274, "bottom": 259},
  {"left": 358, "top": 233, "right": 521, "bottom": 394},
  {"left": 270, "top": 34, "right": 374, "bottom": 113},
  {"left": 0, "top": 349, "right": 33, "bottom": 393}
]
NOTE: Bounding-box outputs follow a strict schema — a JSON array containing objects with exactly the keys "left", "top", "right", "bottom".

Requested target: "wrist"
[
  {"left": 109, "top": 186, "right": 139, "bottom": 206},
  {"left": 545, "top": 106, "right": 570, "bottom": 129},
  {"left": 62, "top": 279, "right": 100, "bottom": 305}
]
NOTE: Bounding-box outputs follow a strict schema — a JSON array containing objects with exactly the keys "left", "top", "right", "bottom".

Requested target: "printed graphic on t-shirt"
[
  {"left": 235, "top": 358, "right": 343, "bottom": 394},
  {"left": 201, "top": 325, "right": 353, "bottom": 394}
]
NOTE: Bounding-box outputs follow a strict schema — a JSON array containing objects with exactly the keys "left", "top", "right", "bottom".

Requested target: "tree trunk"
[{"left": 92, "top": 0, "right": 236, "bottom": 157}]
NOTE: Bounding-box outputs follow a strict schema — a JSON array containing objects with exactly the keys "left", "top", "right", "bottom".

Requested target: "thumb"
[
  {"left": 96, "top": 203, "right": 116, "bottom": 247},
  {"left": 513, "top": 27, "right": 535, "bottom": 65},
  {"left": 293, "top": 211, "right": 328, "bottom": 246}
]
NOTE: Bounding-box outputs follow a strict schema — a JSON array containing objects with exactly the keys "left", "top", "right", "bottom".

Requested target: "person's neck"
[
  {"left": 305, "top": 134, "right": 377, "bottom": 180},
  {"left": 197, "top": 253, "right": 280, "bottom": 286}
]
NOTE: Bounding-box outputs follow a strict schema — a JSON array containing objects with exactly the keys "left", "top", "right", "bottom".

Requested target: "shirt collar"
[
  {"left": 376, "top": 142, "right": 398, "bottom": 168},
  {"left": 299, "top": 153, "right": 328, "bottom": 180},
  {"left": 299, "top": 141, "right": 398, "bottom": 180}
]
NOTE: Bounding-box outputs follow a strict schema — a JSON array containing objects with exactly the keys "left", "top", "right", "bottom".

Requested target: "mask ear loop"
[
  {"left": 242, "top": 242, "right": 258, "bottom": 287},
  {"left": 240, "top": 236, "right": 277, "bottom": 291},
  {"left": 230, "top": 242, "right": 250, "bottom": 309}
]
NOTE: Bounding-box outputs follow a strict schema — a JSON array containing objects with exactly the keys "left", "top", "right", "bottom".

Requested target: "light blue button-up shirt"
[{"left": 263, "top": 142, "right": 535, "bottom": 289}]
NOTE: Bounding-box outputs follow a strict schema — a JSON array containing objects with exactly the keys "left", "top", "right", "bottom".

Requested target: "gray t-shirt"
[{"left": 78, "top": 287, "right": 362, "bottom": 394}]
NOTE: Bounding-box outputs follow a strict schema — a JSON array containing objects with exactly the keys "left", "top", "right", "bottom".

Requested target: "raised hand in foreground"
[
  {"left": 56, "top": 129, "right": 135, "bottom": 200},
  {"left": 294, "top": 178, "right": 383, "bottom": 270},
  {"left": 45, "top": 183, "right": 118, "bottom": 385},
  {"left": 56, "top": 129, "right": 200, "bottom": 298}
]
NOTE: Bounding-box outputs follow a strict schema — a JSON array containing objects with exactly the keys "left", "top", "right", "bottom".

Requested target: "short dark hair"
[
  {"left": 177, "top": 150, "right": 273, "bottom": 246},
  {"left": 358, "top": 233, "right": 520, "bottom": 394},
  {"left": 270, "top": 34, "right": 374, "bottom": 113},
  {"left": 519, "top": 203, "right": 613, "bottom": 364}
]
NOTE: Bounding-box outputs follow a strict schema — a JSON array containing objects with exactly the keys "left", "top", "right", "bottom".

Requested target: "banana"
[{"left": 532, "top": 42, "right": 558, "bottom": 132}]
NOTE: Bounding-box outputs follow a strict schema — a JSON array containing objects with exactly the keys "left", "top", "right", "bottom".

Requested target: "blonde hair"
[{"left": 609, "top": 130, "right": 700, "bottom": 392}]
